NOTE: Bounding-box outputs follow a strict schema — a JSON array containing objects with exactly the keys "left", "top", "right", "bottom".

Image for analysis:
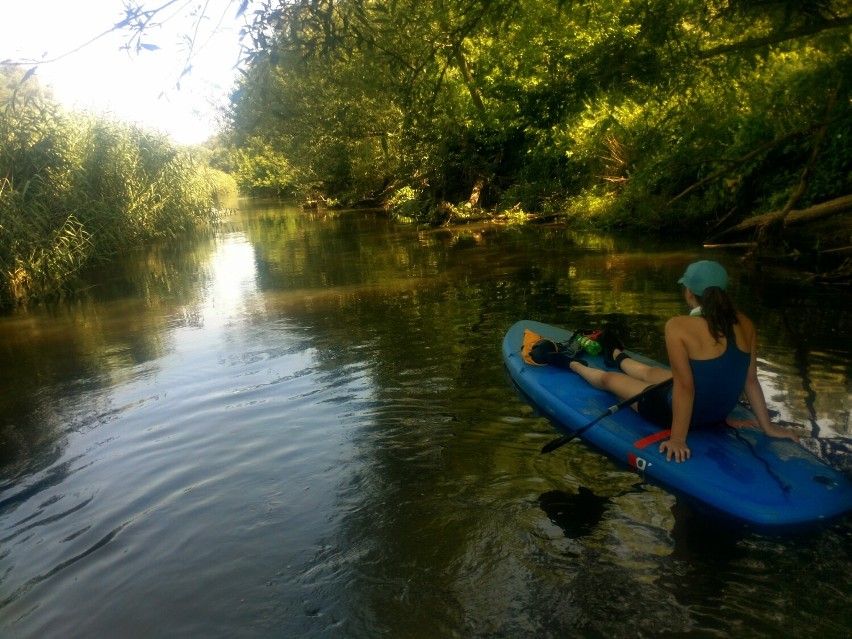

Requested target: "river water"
[{"left": 1, "top": 202, "right": 850, "bottom": 638}]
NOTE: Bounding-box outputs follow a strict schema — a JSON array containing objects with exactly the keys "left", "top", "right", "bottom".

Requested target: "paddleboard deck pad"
[{"left": 503, "top": 320, "right": 852, "bottom": 526}]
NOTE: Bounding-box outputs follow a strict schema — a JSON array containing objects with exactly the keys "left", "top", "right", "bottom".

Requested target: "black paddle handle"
[{"left": 540, "top": 378, "right": 674, "bottom": 454}]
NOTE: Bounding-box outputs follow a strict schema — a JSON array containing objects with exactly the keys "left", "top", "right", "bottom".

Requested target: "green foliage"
[
  {"left": 0, "top": 65, "right": 233, "bottom": 307},
  {"left": 386, "top": 186, "right": 422, "bottom": 221},
  {"left": 232, "top": 136, "right": 300, "bottom": 198},
  {"left": 228, "top": 0, "right": 852, "bottom": 229}
]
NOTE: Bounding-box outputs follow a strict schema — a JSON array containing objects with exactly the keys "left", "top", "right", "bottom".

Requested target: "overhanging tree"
[{"left": 31, "top": 0, "right": 849, "bottom": 241}]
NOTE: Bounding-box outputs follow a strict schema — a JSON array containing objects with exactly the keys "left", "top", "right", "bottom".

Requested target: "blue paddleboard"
[{"left": 503, "top": 320, "right": 852, "bottom": 526}]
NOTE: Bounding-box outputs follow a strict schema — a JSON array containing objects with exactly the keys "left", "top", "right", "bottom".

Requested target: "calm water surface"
[{"left": 1, "top": 203, "right": 850, "bottom": 638}]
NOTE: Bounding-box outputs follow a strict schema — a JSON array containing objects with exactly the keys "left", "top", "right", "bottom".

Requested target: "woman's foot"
[
  {"left": 550, "top": 352, "right": 588, "bottom": 371},
  {"left": 598, "top": 331, "right": 626, "bottom": 368},
  {"left": 528, "top": 339, "right": 587, "bottom": 370},
  {"left": 529, "top": 339, "right": 559, "bottom": 365},
  {"left": 567, "top": 358, "right": 588, "bottom": 372}
]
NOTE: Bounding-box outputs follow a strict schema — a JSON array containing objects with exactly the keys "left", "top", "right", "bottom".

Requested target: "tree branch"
[
  {"left": 668, "top": 112, "right": 852, "bottom": 206},
  {"left": 698, "top": 15, "right": 852, "bottom": 59}
]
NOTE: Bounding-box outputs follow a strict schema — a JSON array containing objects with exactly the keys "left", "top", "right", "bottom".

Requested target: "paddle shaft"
[{"left": 540, "top": 378, "right": 674, "bottom": 454}]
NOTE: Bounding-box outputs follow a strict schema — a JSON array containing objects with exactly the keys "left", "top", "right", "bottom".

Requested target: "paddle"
[{"left": 540, "top": 378, "right": 674, "bottom": 454}]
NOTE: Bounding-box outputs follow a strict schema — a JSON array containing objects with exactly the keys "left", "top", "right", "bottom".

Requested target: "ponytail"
[{"left": 697, "top": 287, "right": 738, "bottom": 341}]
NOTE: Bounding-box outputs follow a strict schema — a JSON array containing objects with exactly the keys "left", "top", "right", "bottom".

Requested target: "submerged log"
[
  {"left": 704, "top": 194, "right": 852, "bottom": 283},
  {"left": 702, "top": 242, "right": 756, "bottom": 250},
  {"left": 707, "top": 194, "right": 852, "bottom": 243}
]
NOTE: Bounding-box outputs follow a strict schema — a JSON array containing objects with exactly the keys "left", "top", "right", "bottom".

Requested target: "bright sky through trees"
[{"left": 0, "top": 0, "right": 247, "bottom": 144}]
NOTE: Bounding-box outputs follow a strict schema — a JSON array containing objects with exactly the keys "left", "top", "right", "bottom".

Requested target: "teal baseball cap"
[{"left": 678, "top": 260, "right": 728, "bottom": 295}]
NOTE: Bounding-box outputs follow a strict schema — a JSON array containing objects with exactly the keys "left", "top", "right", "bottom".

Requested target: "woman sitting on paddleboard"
[{"left": 566, "top": 260, "right": 799, "bottom": 463}]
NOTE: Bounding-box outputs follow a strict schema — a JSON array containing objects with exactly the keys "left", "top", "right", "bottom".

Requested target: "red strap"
[
  {"left": 633, "top": 422, "right": 752, "bottom": 451},
  {"left": 633, "top": 429, "right": 671, "bottom": 449},
  {"left": 725, "top": 420, "right": 757, "bottom": 428}
]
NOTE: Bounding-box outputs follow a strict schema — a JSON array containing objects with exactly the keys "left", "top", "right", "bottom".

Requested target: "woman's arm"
[
  {"left": 660, "top": 317, "right": 695, "bottom": 462},
  {"left": 742, "top": 319, "right": 800, "bottom": 442}
]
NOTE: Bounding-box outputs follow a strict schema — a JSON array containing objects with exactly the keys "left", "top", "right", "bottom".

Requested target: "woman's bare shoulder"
[
  {"left": 666, "top": 315, "right": 691, "bottom": 330},
  {"left": 736, "top": 311, "right": 756, "bottom": 333},
  {"left": 666, "top": 315, "right": 704, "bottom": 333},
  {"left": 734, "top": 311, "right": 757, "bottom": 351}
]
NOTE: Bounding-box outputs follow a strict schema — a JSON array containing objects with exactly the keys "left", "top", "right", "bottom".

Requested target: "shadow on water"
[
  {"left": 538, "top": 487, "right": 611, "bottom": 539},
  {"left": 535, "top": 483, "right": 852, "bottom": 638},
  {"left": 538, "top": 485, "right": 749, "bottom": 562}
]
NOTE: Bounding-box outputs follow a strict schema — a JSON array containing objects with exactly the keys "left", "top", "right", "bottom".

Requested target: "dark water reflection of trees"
[{"left": 0, "top": 237, "right": 214, "bottom": 478}]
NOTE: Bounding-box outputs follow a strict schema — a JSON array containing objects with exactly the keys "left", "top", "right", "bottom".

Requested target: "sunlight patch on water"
[{"left": 203, "top": 234, "right": 260, "bottom": 327}]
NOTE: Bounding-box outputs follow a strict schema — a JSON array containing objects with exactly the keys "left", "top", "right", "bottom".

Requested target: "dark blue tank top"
[{"left": 667, "top": 333, "right": 751, "bottom": 427}]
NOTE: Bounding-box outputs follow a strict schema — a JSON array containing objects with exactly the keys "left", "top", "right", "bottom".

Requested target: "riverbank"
[{"left": 328, "top": 197, "right": 852, "bottom": 285}]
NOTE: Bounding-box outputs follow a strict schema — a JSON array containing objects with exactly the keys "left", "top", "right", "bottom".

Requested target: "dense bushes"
[
  {"left": 226, "top": 0, "right": 851, "bottom": 232},
  {"left": 0, "top": 69, "right": 237, "bottom": 307}
]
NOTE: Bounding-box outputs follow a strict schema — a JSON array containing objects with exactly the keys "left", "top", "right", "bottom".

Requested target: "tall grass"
[{"left": 0, "top": 85, "right": 237, "bottom": 308}]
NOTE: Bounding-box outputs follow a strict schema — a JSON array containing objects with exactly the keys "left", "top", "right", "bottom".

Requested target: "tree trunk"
[
  {"left": 467, "top": 176, "right": 485, "bottom": 208},
  {"left": 453, "top": 45, "right": 487, "bottom": 124}
]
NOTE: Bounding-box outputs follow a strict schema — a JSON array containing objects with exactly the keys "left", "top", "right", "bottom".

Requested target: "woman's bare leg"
[
  {"left": 568, "top": 347, "right": 672, "bottom": 404},
  {"left": 568, "top": 361, "right": 651, "bottom": 402},
  {"left": 615, "top": 347, "right": 672, "bottom": 384}
]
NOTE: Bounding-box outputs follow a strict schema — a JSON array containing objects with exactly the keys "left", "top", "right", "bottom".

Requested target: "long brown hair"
[{"left": 697, "top": 287, "right": 738, "bottom": 341}]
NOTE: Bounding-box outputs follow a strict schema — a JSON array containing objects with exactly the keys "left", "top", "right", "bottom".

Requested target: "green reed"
[{"left": 0, "top": 90, "right": 237, "bottom": 308}]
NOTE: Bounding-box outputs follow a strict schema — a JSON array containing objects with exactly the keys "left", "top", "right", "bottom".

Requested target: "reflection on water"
[{"left": 0, "top": 202, "right": 850, "bottom": 638}]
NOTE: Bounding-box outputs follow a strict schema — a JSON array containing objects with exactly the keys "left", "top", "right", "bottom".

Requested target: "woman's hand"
[
  {"left": 762, "top": 422, "right": 800, "bottom": 443},
  {"left": 659, "top": 438, "right": 691, "bottom": 462}
]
